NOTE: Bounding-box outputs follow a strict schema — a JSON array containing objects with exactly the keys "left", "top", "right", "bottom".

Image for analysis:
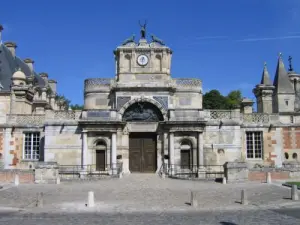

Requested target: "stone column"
[
  {"left": 111, "top": 132, "right": 117, "bottom": 174},
  {"left": 4, "top": 128, "right": 12, "bottom": 169},
  {"left": 82, "top": 131, "right": 88, "bottom": 169},
  {"left": 198, "top": 132, "right": 204, "bottom": 167},
  {"left": 156, "top": 133, "right": 163, "bottom": 173},
  {"left": 169, "top": 132, "right": 175, "bottom": 175}
]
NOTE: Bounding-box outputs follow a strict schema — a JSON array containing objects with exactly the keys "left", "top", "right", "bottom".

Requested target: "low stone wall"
[
  {"left": 248, "top": 170, "right": 289, "bottom": 182},
  {"left": 0, "top": 170, "right": 34, "bottom": 183}
]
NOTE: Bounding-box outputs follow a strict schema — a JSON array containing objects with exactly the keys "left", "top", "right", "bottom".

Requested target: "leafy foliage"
[
  {"left": 203, "top": 89, "right": 243, "bottom": 109},
  {"left": 55, "top": 94, "right": 71, "bottom": 110},
  {"left": 70, "top": 104, "right": 84, "bottom": 110}
]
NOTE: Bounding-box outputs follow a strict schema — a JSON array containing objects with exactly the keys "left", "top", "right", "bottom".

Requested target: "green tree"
[
  {"left": 70, "top": 104, "right": 84, "bottom": 110},
  {"left": 55, "top": 94, "right": 71, "bottom": 110},
  {"left": 225, "top": 90, "right": 242, "bottom": 109},
  {"left": 203, "top": 90, "right": 227, "bottom": 109},
  {"left": 203, "top": 89, "right": 243, "bottom": 109}
]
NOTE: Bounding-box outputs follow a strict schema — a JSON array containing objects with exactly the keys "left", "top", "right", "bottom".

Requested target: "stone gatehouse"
[{"left": 0, "top": 24, "right": 300, "bottom": 175}]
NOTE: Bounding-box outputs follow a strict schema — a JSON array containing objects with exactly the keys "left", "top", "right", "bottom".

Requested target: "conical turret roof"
[
  {"left": 273, "top": 54, "right": 294, "bottom": 94},
  {"left": 260, "top": 62, "right": 272, "bottom": 85}
]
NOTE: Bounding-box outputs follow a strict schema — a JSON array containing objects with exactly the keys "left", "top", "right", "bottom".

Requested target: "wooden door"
[
  {"left": 96, "top": 150, "right": 105, "bottom": 171},
  {"left": 129, "top": 133, "right": 156, "bottom": 172},
  {"left": 181, "top": 150, "right": 190, "bottom": 169}
]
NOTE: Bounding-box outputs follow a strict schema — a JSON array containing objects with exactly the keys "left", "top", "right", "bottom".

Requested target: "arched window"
[
  {"left": 180, "top": 139, "right": 192, "bottom": 169},
  {"left": 285, "top": 152, "right": 289, "bottom": 160},
  {"left": 292, "top": 153, "right": 298, "bottom": 160}
]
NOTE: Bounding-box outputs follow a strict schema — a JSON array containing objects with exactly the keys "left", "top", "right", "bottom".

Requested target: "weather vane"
[{"left": 288, "top": 56, "right": 294, "bottom": 72}]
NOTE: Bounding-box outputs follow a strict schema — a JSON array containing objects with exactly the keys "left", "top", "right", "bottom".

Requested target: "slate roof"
[
  {"left": 260, "top": 63, "right": 272, "bottom": 86},
  {"left": 273, "top": 56, "right": 294, "bottom": 94},
  {"left": 0, "top": 43, "right": 45, "bottom": 91}
]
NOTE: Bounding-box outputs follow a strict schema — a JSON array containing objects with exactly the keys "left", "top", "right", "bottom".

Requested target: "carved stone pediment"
[{"left": 123, "top": 102, "right": 164, "bottom": 122}]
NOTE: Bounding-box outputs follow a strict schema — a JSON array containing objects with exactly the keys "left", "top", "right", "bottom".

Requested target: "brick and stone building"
[{"left": 0, "top": 24, "right": 299, "bottom": 176}]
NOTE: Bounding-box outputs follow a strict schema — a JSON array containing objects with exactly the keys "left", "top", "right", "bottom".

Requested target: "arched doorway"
[
  {"left": 95, "top": 140, "right": 107, "bottom": 171},
  {"left": 123, "top": 101, "right": 164, "bottom": 173}
]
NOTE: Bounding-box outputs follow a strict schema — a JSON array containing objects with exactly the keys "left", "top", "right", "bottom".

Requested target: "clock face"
[{"left": 137, "top": 55, "right": 148, "bottom": 66}]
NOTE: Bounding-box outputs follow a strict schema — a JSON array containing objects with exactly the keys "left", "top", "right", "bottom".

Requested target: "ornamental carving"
[
  {"left": 117, "top": 96, "right": 131, "bottom": 110},
  {"left": 123, "top": 102, "right": 164, "bottom": 122},
  {"left": 153, "top": 96, "right": 168, "bottom": 110}
]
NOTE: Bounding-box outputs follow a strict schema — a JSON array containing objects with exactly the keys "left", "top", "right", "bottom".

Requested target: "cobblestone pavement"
[{"left": 0, "top": 174, "right": 300, "bottom": 224}]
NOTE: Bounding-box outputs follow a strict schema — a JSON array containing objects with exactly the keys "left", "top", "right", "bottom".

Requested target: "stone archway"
[{"left": 119, "top": 97, "right": 167, "bottom": 121}]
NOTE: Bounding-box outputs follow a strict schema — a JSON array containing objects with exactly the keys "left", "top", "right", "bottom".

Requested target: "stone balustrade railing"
[
  {"left": 7, "top": 114, "right": 46, "bottom": 126},
  {"left": 241, "top": 113, "right": 270, "bottom": 124},
  {"left": 45, "top": 110, "right": 81, "bottom": 121},
  {"left": 205, "top": 110, "right": 240, "bottom": 120},
  {"left": 173, "top": 78, "right": 202, "bottom": 92},
  {"left": 81, "top": 110, "right": 119, "bottom": 121},
  {"left": 84, "top": 78, "right": 113, "bottom": 93}
]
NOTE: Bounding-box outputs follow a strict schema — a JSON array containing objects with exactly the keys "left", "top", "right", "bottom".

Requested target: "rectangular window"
[
  {"left": 246, "top": 131, "right": 263, "bottom": 159},
  {"left": 24, "top": 133, "right": 40, "bottom": 160}
]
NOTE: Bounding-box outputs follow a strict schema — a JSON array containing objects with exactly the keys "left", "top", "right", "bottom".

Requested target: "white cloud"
[{"left": 237, "top": 35, "right": 300, "bottom": 42}]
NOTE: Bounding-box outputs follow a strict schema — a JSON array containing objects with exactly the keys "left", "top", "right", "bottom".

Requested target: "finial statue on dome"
[{"left": 139, "top": 20, "right": 147, "bottom": 39}]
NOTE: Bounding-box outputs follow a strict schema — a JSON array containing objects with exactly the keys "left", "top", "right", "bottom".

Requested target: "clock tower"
[{"left": 113, "top": 24, "right": 173, "bottom": 83}]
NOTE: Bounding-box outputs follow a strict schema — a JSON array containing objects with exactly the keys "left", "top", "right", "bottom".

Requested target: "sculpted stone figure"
[
  {"left": 139, "top": 20, "right": 147, "bottom": 39},
  {"left": 122, "top": 35, "right": 135, "bottom": 45},
  {"left": 151, "top": 34, "right": 164, "bottom": 45}
]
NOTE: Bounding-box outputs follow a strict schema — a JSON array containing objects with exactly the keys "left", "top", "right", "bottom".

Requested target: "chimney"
[
  {"left": 39, "top": 72, "right": 48, "bottom": 84},
  {"left": 4, "top": 41, "right": 17, "bottom": 57},
  {"left": 48, "top": 79, "right": 57, "bottom": 95},
  {"left": 0, "top": 24, "right": 3, "bottom": 44},
  {"left": 24, "top": 58, "right": 35, "bottom": 73}
]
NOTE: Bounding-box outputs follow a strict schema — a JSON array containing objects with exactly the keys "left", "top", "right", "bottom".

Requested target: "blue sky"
[{"left": 1, "top": 0, "right": 300, "bottom": 105}]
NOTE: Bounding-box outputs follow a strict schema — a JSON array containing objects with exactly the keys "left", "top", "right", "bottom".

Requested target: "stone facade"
[{"left": 0, "top": 25, "right": 300, "bottom": 176}]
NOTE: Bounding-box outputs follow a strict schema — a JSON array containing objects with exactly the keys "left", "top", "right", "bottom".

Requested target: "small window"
[
  {"left": 285, "top": 100, "right": 289, "bottom": 106},
  {"left": 285, "top": 152, "right": 289, "bottom": 160},
  {"left": 292, "top": 153, "right": 298, "bottom": 160},
  {"left": 290, "top": 116, "right": 294, "bottom": 123},
  {"left": 23, "top": 133, "right": 40, "bottom": 160},
  {"left": 246, "top": 131, "right": 263, "bottom": 159}
]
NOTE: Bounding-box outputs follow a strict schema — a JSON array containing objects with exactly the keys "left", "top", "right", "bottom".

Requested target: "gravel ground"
[{"left": 0, "top": 174, "right": 300, "bottom": 224}]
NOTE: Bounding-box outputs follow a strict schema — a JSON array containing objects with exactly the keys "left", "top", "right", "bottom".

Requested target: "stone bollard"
[
  {"left": 241, "top": 190, "right": 248, "bottom": 205},
  {"left": 14, "top": 174, "right": 19, "bottom": 186},
  {"left": 161, "top": 173, "right": 166, "bottom": 179},
  {"left": 87, "top": 191, "right": 95, "bottom": 207},
  {"left": 291, "top": 185, "right": 299, "bottom": 201},
  {"left": 56, "top": 177, "right": 60, "bottom": 185},
  {"left": 222, "top": 177, "right": 227, "bottom": 184},
  {"left": 36, "top": 192, "right": 44, "bottom": 208},
  {"left": 266, "top": 172, "right": 272, "bottom": 184},
  {"left": 190, "top": 191, "right": 198, "bottom": 207}
]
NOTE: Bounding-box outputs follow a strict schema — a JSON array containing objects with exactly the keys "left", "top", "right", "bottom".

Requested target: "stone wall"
[
  {"left": 248, "top": 170, "right": 289, "bottom": 181},
  {"left": 44, "top": 125, "right": 81, "bottom": 165},
  {"left": 0, "top": 129, "right": 3, "bottom": 168},
  {"left": 282, "top": 127, "right": 300, "bottom": 161},
  {"left": 204, "top": 125, "right": 241, "bottom": 165},
  {"left": 0, "top": 94, "right": 10, "bottom": 123},
  {"left": 0, "top": 170, "right": 34, "bottom": 183}
]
